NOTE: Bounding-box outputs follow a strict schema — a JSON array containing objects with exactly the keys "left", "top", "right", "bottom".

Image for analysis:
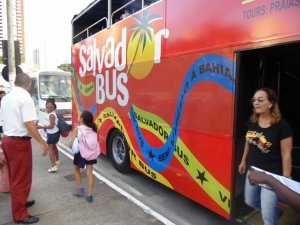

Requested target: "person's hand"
[
  {"left": 36, "top": 124, "right": 44, "bottom": 129},
  {"left": 238, "top": 161, "right": 247, "bottom": 175},
  {"left": 248, "top": 171, "right": 268, "bottom": 186},
  {"left": 40, "top": 141, "right": 48, "bottom": 156},
  {"left": 68, "top": 137, "right": 75, "bottom": 148},
  {"left": 0, "top": 152, "right": 4, "bottom": 170}
]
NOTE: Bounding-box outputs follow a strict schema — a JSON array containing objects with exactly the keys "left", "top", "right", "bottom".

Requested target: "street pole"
[
  {"left": 108, "top": 0, "right": 111, "bottom": 27},
  {"left": 6, "top": 0, "right": 16, "bottom": 90}
]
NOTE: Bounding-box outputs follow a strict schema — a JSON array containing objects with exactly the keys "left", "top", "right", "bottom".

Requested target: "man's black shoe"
[
  {"left": 15, "top": 215, "right": 39, "bottom": 224},
  {"left": 25, "top": 200, "right": 35, "bottom": 208}
]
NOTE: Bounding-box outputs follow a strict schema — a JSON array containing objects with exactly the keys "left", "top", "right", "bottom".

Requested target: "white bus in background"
[
  {"left": 0, "top": 65, "right": 72, "bottom": 126},
  {"left": 29, "top": 70, "right": 72, "bottom": 126}
]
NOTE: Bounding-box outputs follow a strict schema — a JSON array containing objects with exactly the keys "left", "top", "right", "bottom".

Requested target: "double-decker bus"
[{"left": 71, "top": 0, "right": 300, "bottom": 220}]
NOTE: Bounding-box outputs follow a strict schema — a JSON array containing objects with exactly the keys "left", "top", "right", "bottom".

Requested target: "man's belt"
[{"left": 7, "top": 136, "right": 32, "bottom": 140}]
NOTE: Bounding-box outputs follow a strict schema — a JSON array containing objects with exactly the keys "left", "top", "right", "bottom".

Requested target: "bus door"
[{"left": 232, "top": 41, "right": 300, "bottom": 218}]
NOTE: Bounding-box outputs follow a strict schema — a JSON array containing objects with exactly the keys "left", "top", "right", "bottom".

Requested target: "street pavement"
[
  {"left": 1, "top": 138, "right": 299, "bottom": 225},
  {"left": 0, "top": 140, "right": 165, "bottom": 225}
]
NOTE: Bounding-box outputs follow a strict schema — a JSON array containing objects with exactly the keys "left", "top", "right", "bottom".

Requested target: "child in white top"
[{"left": 37, "top": 98, "right": 60, "bottom": 172}]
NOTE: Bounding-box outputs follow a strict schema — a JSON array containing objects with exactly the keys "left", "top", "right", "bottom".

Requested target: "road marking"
[{"left": 57, "top": 142, "right": 175, "bottom": 225}]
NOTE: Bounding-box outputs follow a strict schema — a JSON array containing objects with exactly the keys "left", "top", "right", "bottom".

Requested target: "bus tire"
[{"left": 108, "top": 129, "right": 131, "bottom": 174}]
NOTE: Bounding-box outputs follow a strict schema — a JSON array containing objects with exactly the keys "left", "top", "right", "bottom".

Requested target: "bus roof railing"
[
  {"left": 73, "top": 17, "right": 108, "bottom": 41},
  {"left": 111, "top": 0, "right": 138, "bottom": 25},
  {"left": 72, "top": 0, "right": 160, "bottom": 44}
]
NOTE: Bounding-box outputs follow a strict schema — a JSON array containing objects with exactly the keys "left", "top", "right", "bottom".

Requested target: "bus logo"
[{"left": 127, "top": 10, "right": 168, "bottom": 79}]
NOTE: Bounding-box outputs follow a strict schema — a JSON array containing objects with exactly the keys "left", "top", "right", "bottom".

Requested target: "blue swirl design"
[{"left": 130, "top": 54, "right": 235, "bottom": 172}]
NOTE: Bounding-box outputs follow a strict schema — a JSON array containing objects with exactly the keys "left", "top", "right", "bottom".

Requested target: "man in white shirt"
[
  {"left": 1, "top": 73, "right": 48, "bottom": 224},
  {"left": 0, "top": 90, "right": 6, "bottom": 139}
]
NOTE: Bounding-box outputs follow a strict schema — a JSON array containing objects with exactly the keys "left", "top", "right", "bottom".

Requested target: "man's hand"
[
  {"left": 0, "top": 151, "right": 4, "bottom": 170},
  {"left": 25, "top": 121, "right": 48, "bottom": 156},
  {"left": 36, "top": 124, "right": 44, "bottom": 129},
  {"left": 40, "top": 141, "right": 48, "bottom": 156}
]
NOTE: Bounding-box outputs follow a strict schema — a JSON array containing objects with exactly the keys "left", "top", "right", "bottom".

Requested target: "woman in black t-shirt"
[{"left": 238, "top": 87, "right": 293, "bottom": 225}]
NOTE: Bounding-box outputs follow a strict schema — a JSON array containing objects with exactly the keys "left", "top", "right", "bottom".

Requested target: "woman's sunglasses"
[{"left": 251, "top": 97, "right": 265, "bottom": 104}]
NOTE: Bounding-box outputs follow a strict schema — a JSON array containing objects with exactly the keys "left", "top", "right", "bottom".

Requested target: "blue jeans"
[{"left": 244, "top": 171, "right": 280, "bottom": 225}]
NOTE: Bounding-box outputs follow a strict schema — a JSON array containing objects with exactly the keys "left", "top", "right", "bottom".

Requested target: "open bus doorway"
[{"left": 232, "top": 41, "right": 300, "bottom": 219}]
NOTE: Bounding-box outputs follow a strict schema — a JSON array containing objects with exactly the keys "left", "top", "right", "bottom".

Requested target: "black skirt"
[
  {"left": 47, "top": 131, "right": 60, "bottom": 144},
  {"left": 73, "top": 151, "right": 97, "bottom": 168}
]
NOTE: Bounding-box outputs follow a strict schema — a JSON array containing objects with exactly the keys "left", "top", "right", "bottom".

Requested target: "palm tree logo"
[{"left": 127, "top": 10, "right": 161, "bottom": 79}]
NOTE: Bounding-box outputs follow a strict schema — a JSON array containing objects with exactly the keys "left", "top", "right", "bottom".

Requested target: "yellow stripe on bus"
[
  {"left": 130, "top": 105, "right": 231, "bottom": 214},
  {"left": 95, "top": 107, "right": 173, "bottom": 189}
]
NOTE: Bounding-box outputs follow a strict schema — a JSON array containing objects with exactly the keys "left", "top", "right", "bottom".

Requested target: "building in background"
[
  {"left": 0, "top": 1, "right": 8, "bottom": 50},
  {"left": 0, "top": 0, "right": 25, "bottom": 63},
  {"left": 33, "top": 48, "right": 40, "bottom": 69}
]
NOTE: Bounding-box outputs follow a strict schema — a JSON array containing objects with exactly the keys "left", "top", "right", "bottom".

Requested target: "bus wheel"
[{"left": 108, "top": 129, "right": 131, "bottom": 173}]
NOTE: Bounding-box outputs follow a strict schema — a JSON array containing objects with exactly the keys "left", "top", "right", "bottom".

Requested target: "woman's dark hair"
[
  {"left": 46, "top": 98, "right": 57, "bottom": 109},
  {"left": 80, "top": 110, "right": 97, "bottom": 132}
]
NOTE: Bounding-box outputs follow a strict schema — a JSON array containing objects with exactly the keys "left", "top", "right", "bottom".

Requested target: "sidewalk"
[{"left": 0, "top": 140, "right": 164, "bottom": 225}]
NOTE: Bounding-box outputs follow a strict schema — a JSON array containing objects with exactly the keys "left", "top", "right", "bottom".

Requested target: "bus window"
[
  {"left": 39, "top": 74, "right": 71, "bottom": 102},
  {"left": 29, "top": 77, "right": 38, "bottom": 98},
  {"left": 32, "top": 70, "right": 72, "bottom": 125}
]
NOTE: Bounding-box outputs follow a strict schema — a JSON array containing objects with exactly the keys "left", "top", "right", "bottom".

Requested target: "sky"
[{"left": 24, "top": 0, "right": 93, "bottom": 69}]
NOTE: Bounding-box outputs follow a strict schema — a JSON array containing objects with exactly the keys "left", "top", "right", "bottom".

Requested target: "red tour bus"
[{"left": 71, "top": 0, "right": 300, "bottom": 220}]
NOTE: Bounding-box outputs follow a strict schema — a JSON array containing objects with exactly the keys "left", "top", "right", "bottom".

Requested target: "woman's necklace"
[{"left": 258, "top": 118, "right": 271, "bottom": 127}]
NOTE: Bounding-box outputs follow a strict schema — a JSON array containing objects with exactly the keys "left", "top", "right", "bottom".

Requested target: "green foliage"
[
  {"left": 0, "top": 55, "right": 3, "bottom": 64},
  {"left": 57, "top": 63, "right": 73, "bottom": 73}
]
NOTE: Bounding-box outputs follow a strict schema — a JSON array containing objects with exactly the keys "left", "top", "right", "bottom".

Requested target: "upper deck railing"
[
  {"left": 72, "top": 0, "right": 158, "bottom": 44},
  {"left": 72, "top": 17, "right": 108, "bottom": 42}
]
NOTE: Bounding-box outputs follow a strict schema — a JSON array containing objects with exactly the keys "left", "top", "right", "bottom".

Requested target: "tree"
[{"left": 57, "top": 63, "right": 73, "bottom": 73}]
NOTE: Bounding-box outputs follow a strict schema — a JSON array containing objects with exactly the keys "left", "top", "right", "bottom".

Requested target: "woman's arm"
[
  {"left": 239, "top": 142, "right": 250, "bottom": 175},
  {"left": 281, "top": 137, "right": 293, "bottom": 177}
]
